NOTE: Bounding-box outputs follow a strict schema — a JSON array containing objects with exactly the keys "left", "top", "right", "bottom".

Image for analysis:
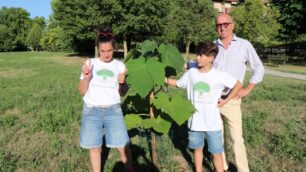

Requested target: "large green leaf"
[
  {"left": 143, "top": 116, "right": 172, "bottom": 134},
  {"left": 154, "top": 93, "right": 195, "bottom": 125},
  {"left": 158, "top": 44, "right": 185, "bottom": 72},
  {"left": 143, "top": 118, "right": 155, "bottom": 129},
  {"left": 138, "top": 40, "right": 158, "bottom": 56},
  {"left": 124, "top": 114, "right": 143, "bottom": 130},
  {"left": 126, "top": 57, "right": 165, "bottom": 98},
  {"left": 153, "top": 115, "right": 172, "bottom": 134}
]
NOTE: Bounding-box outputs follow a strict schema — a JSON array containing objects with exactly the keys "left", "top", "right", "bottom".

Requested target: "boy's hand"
[
  {"left": 82, "top": 58, "right": 92, "bottom": 80},
  {"left": 118, "top": 69, "right": 128, "bottom": 84},
  {"left": 218, "top": 98, "right": 228, "bottom": 107}
]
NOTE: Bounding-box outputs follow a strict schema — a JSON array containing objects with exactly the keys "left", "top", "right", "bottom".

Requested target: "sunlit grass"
[{"left": 0, "top": 52, "right": 305, "bottom": 171}]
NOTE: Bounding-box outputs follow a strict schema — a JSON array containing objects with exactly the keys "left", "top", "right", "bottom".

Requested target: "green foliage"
[
  {"left": 124, "top": 40, "right": 195, "bottom": 134},
  {"left": 40, "top": 26, "right": 73, "bottom": 52},
  {"left": 271, "top": 0, "right": 306, "bottom": 41},
  {"left": 126, "top": 57, "right": 165, "bottom": 98},
  {"left": 231, "top": 0, "right": 280, "bottom": 48},
  {"left": 161, "top": 0, "right": 217, "bottom": 57},
  {"left": 26, "top": 24, "right": 44, "bottom": 50},
  {"left": 0, "top": 7, "right": 31, "bottom": 51},
  {"left": 51, "top": 0, "right": 171, "bottom": 53},
  {"left": 154, "top": 93, "right": 195, "bottom": 126}
]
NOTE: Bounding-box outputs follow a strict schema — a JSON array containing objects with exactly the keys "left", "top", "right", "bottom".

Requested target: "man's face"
[{"left": 216, "top": 14, "right": 234, "bottom": 39}]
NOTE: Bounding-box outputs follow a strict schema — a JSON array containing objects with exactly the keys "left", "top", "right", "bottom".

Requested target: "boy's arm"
[
  {"left": 164, "top": 77, "right": 177, "bottom": 87},
  {"left": 218, "top": 80, "right": 242, "bottom": 107}
]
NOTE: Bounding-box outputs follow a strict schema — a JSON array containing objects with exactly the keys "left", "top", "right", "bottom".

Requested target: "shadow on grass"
[
  {"left": 100, "top": 131, "right": 160, "bottom": 172},
  {"left": 170, "top": 123, "right": 214, "bottom": 172}
]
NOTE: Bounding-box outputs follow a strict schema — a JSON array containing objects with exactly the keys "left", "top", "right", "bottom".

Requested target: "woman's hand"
[
  {"left": 82, "top": 58, "right": 92, "bottom": 80},
  {"left": 118, "top": 69, "right": 128, "bottom": 84}
]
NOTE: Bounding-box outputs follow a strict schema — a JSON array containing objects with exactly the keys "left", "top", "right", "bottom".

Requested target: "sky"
[{"left": 0, "top": 0, "right": 52, "bottom": 19}]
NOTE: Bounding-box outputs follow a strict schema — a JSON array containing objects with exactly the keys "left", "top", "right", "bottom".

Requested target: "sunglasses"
[
  {"left": 98, "top": 32, "right": 115, "bottom": 38},
  {"left": 216, "top": 22, "right": 232, "bottom": 29}
]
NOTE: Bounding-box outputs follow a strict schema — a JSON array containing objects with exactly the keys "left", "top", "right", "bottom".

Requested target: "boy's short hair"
[{"left": 196, "top": 42, "right": 219, "bottom": 59}]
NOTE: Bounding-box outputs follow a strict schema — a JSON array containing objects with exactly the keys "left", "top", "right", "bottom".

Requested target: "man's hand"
[{"left": 234, "top": 83, "right": 255, "bottom": 99}]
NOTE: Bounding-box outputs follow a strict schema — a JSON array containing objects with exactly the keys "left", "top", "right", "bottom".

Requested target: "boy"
[{"left": 165, "top": 42, "right": 242, "bottom": 172}]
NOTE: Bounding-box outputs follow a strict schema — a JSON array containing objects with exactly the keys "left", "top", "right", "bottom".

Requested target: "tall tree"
[
  {"left": 51, "top": 0, "right": 171, "bottom": 55},
  {"left": 26, "top": 24, "right": 44, "bottom": 51},
  {"left": 231, "top": 0, "right": 280, "bottom": 49},
  {"left": 270, "top": 0, "right": 306, "bottom": 41},
  {"left": 163, "top": 0, "right": 217, "bottom": 59},
  {"left": 0, "top": 7, "right": 31, "bottom": 51},
  {"left": 112, "top": 0, "right": 171, "bottom": 57}
]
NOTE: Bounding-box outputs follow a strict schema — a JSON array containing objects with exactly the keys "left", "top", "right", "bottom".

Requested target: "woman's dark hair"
[
  {"left": 96, "top": 27, "right": 115, "bottom": 47},
  {"left": 196, "top": 42, "right": 219, "bottom": 59}
]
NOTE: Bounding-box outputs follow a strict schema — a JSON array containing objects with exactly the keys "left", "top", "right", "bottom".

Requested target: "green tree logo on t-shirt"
[
  {"left": 96, "top": 69, "right": 114, "bottom": 80},
  {"left": 193, "top": 82, "right": 210, "bottom": 95}
]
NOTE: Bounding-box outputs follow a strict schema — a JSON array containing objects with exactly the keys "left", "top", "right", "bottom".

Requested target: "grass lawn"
[
  {"left": 0, "top": 52, "right": 305, "bottom": 171},
  {"left": 264, "top": 64, "right": 306, "bottom": 75}
]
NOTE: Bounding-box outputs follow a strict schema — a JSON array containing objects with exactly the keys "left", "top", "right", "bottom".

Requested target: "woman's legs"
[
  {"left": 117, "top": 145, "right": 133, "bottom": 170},
  {"left": 194, "top": 147, "right": 204, "bottom": 172},
  {"left": 90, "top": 147, "right": 102, "bottom": 172}
]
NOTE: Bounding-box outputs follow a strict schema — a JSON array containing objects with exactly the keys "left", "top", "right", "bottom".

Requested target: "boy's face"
[{"left": 196, "top": 54, "right": 214, "bottom": 68}]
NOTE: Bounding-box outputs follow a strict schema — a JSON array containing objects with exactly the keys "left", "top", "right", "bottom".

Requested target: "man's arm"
[{"left": 238, "top": 41, "right": 265, "bottom": 98}]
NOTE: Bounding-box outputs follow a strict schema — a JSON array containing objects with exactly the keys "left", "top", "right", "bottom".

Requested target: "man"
[{"left": 213, "top": 13, "right": 265, "bottom": 172}]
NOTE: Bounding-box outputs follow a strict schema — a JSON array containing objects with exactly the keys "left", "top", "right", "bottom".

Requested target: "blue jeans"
[
  {"left": 188, "top": 130, "right": 223, "bottom": 154},
  {"left": 80, "top": 103, "right": 130, "bottom": 149}
]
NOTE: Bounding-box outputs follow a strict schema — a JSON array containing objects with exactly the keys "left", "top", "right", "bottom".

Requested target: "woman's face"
[{"left": 98, "top": 42, "right": 114, "bottom": 62}]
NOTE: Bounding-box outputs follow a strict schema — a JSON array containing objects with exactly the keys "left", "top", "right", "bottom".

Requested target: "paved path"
[{"left": 247, "top": 68, "right": 306, "bottom": 80}]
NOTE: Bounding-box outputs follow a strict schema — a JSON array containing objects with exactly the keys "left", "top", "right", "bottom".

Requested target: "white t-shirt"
[
  {"left": 80, "top": 58, "right": 126, "bottom": 106},
  {"left": 176, "top": 68, "right": 236, "bottom": 131}
]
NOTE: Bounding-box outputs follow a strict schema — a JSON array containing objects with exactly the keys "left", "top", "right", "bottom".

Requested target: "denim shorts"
[
  {"left": 80, "top": 103, "right": 130, "bottom": 149},
  {"left": 188, "top": 130, "right": 223, "bottom": 154}
]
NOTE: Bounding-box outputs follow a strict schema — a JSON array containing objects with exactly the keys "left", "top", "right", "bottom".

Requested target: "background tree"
[
  {"left": 26, "top": 24, "right": 44, "bottom": 51},
  {"left": 231, "top": 0, "right": 280, "bottom": 50},
  {"left": 270, "top": 0, "right": 306, "bottom": 41},
  {"left": 40, "top": 15, "right": 73, "bottom": 52},
  {"left": 51, "top": 0, "right": 171, "bottom": 55},
  {"left": 162, "top": 0, "right": 217, "bottom": 59},
  {"left": 112, "top": 0, "right": 171, "bottom": 57},
  {"left": 0, "top": 7, "right": 31, "bottom": 51}
]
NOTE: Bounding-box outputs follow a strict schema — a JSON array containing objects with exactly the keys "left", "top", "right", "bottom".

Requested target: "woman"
[{"left": 78, "top": 28, "right": 134, "bottom": 172}]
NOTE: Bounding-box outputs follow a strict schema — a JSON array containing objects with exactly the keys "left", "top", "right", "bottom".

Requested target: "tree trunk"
[
  {"left": 95, "top": 46, "right": 98, "bottom": 57},
  {"left": 123, "top": 34, "right": 128, "bottom": 58},
  {"left": 149, "top": 91, "right": 158, "bottom": 170},
  {"left": 185, "top": 41, "right": 191, "bottom": 61}
]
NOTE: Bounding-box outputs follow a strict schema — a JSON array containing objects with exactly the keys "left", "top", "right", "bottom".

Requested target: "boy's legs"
[
  {"left": 188, "top": 131, "right": 205, "bottom": 172},
  {"left": 206, "top": 130, "right": 224, "bottom": 172},
  {"left": 220, "top": 99, "right": 249, "bottom": 172}
]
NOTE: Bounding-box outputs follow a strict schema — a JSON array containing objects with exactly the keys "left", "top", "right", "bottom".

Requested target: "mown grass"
[
  {"left": 0, "top": 52, "right": 305, "bottom": 171},
  {"left": 264, "top": 64, "right": 306, "bottom": 75}
]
